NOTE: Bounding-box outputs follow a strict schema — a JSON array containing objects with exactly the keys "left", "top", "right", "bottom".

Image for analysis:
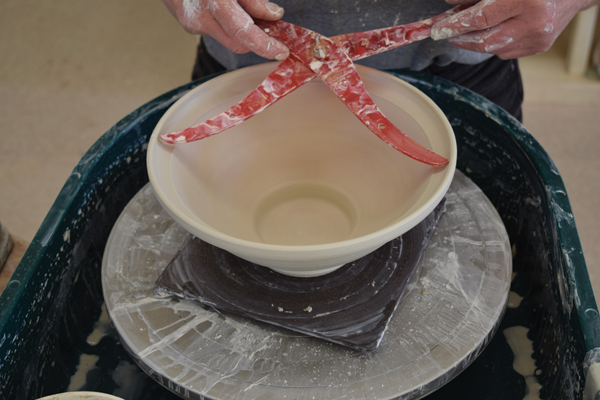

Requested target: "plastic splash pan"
[{"left": 0, "top": 70, "right": 599, "bottom": 400}]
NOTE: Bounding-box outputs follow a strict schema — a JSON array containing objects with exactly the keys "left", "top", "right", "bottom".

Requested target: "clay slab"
[{"left": 154, "top": 200, "right": 446, "bottom": 351}]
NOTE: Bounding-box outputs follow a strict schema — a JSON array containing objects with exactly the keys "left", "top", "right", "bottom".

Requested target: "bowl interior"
[{"left": 148, "top": 64, "right": 455, "bottom": 249}]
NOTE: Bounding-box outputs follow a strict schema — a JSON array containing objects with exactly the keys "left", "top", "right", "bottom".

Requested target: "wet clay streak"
[{"left": 504, "top": 326, "right": 542, "bottom": 400}]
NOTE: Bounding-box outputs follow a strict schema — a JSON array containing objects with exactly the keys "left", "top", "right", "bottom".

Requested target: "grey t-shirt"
[{"left": 203, "top": 0, "right": 492, "bottom": 71}]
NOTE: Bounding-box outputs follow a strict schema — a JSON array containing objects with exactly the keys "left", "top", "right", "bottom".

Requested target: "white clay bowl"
[{"left": 147, "top": 63, "right": 456, "bottom": 277}]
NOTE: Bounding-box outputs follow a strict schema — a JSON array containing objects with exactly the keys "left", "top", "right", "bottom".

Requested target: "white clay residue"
[
  {"left": 63, "top": 228, "right": 71, "bottom": 243},
  {"left": 430, "top": 27, "right": 456, "bottom": 40},
  {"left": 431, "top": 0, "right": 496, "bottom": 40},
  {"left": 310, "top": 60, "right": 324, "bottom": 70},
  {"left": 87, "top": 303, "right": 111, "bottom": 345},
  {"left": 112, "top": 359, "right": 147, "bottom": 399},
  {"left": 507, "top": 291, "right": 523, "bottom": 308},
  {"left": 182, "top": 0, "right": 201, "bottom": 24},
  {"left": 67, "top": 302, "right": 114, "bottom": 391},
  {"left": 484, "top": 37, "right": 513, "bottom": 53},
  {"left": 67, "top": 353, "right": 99, "bottom": 391},
  {"left": 503, "top": 326, "right": 542, "bottom": 400},
  {"left": 543, "top": 2, "right": 557, "bottom": 35},
  {"left": 583, "top": 363, "right": 600, "bottom": 399},
  {"left": 524, "top": 376, "right": 543, "bottom": 400}
]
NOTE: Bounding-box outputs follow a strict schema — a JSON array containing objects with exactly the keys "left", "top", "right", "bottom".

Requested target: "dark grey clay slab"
[{"left": 154, "top": 199, "right": 446, "bottom": 351}]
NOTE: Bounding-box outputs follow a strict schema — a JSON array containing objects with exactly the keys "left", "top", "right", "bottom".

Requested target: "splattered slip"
[{"left": 102, "top": 171, "right": 511, "bottom": 399}]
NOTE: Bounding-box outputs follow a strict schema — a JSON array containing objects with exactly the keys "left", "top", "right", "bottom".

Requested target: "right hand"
[
  {"left": 432, "top": 0, "right": 599, "bottom": 59},
  {"left": 162, "top": 0, "right": 289, "bottom": 60}
]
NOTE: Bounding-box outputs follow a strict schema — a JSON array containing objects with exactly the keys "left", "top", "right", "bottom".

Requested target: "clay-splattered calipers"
[{"left": 160, "top": 6, "right": 470, "bottom": 166}]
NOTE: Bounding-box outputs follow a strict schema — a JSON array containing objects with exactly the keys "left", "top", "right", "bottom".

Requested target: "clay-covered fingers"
[
  {"left": 210, "top": 0, "right": 289, "bottom": 59},
  {"left": 431, "top": 0, "right": 584, "bottom": 59},
  {"left": 161, "top": 0, "right": 289, "bottom": 60},
  {"left": 443, "top": 20, "right": 548, "bottom": 59},
  {"left": 431, "top": 0, "right": 522, "bottom": 41}
]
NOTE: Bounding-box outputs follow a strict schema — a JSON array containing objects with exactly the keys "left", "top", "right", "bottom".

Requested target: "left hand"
[{"left": 431, "top": 0, "right": 598, "bottom": 59}]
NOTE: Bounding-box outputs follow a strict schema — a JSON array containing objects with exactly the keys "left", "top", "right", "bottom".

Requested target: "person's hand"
[
  {"left": 431, "top": 0, "right": 599, "bottom": 59},
  {"left": 162, "top": 0, "right": 289, "bottom": 60}
]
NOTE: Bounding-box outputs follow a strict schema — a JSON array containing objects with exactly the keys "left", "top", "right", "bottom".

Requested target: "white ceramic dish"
[{"left": 147, "top": 63, "right": 456, "bottom": 277}]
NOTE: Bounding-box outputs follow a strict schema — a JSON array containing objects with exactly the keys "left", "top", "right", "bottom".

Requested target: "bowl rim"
[
  {"left": 36, "top": 392, "right": 125, "bottom": 400},
  {"left": 147, "top": 63, "right": 457, "bottom": 253}
]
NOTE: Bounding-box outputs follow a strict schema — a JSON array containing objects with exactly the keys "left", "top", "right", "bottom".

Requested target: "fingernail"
[
  {"left": 275, "top": 51, "right": 288, "bottom": 61},
  {"left": 267, "top": 2, "right": 283, "bottom": 15}
]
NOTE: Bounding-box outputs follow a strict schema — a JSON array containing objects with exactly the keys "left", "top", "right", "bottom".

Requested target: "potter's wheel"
[{"left": 102, "top": 171, "right": 511, "bottom": 400}]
